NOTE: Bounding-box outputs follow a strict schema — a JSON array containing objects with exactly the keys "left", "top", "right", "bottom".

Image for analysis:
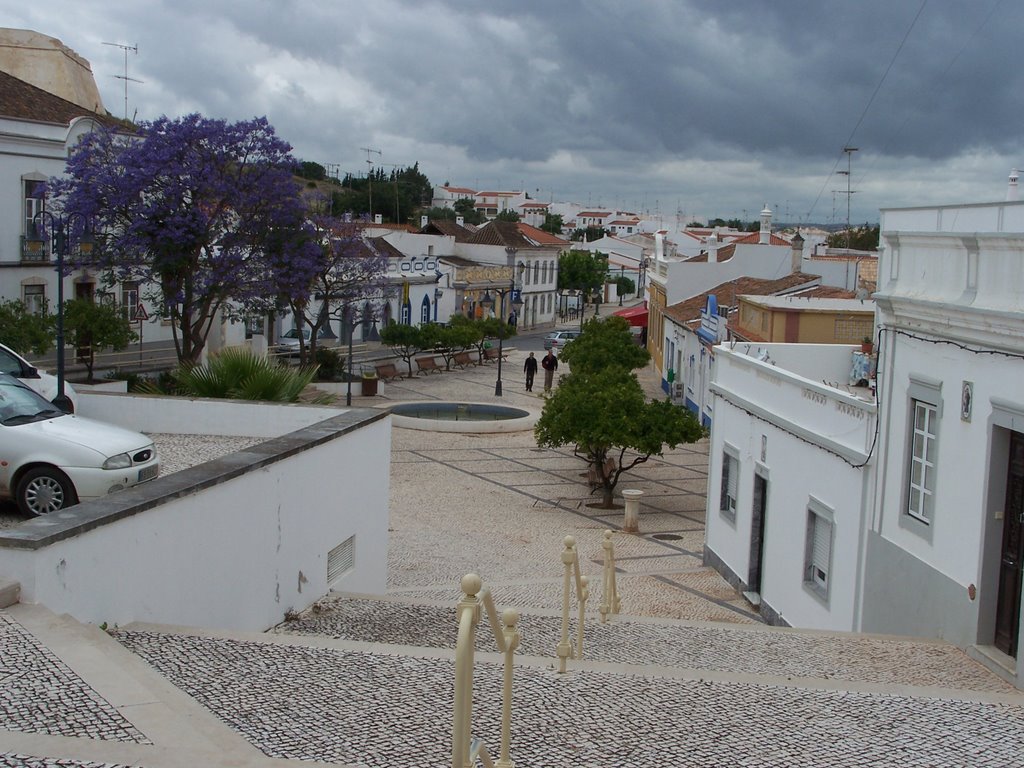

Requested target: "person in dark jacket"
[
  {"left": 541, "top": 350, "right": 558, "bottom": 391},
  {"left": 524, "top": 352, "right": 538, "bottom": 391}
]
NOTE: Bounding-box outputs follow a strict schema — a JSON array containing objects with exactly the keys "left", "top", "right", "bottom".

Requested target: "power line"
[{"left": 803, "top": 0, "right": 928, "bottom": 222}]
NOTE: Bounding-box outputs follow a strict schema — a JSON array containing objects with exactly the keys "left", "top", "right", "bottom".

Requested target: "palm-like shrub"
[{"left": 139, "top": 347, "right": 334, "bottom": 403}]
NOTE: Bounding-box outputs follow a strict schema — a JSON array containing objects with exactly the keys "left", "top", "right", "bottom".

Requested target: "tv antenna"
[
  {"left": 103, "top": 42, "right": 142, "bottom": 121},
  {"left": 360, "top": 147, "right": 382, "bottom": 217}
]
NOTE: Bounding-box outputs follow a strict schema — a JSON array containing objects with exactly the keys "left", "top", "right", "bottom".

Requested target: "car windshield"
[{"left": 0, "top": 379, "right": 63, "bottom": 426}]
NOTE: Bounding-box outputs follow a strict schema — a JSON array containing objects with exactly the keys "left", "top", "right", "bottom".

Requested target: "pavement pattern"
[{"left": 3, "top": 330, "right": 1024, "bottom": 767}]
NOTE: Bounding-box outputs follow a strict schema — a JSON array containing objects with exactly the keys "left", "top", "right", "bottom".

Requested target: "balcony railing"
[{"left": 20, "top": 236, "right": 51, "bottom": 263}]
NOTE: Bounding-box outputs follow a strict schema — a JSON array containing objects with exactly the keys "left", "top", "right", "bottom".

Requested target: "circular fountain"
[{"left": 386, "top": 401, "right": 538, "bottom": 433}]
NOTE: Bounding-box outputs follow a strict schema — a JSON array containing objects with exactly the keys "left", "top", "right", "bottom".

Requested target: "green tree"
[
  {"left": 558, "top": 249, "right": 608, "bottom": 312},
  {"left": 570, "top": 225, "right": 607, "bottom": 242},
  {"left": 422, "top": 321, "right": 479, "bottom": 370},
  {"left": 62, "top": 299, "right": 138, "bottom": 381},
  {"left": 826, "top": 223, "right": 879, "bottom": 251},
  {"left": 495, "top": 209, "right": 520, "bottom": 222},
  {"left": 453, "top": 197, "right": 486, "bottom": 225},
  {"left": 537, "top": 317, "right": 703, "bottom": 507},
  {"left": 0, "top": 299, "right": 54, "bottom": 355},
  {"left": 540, "top": 213, "right": 564, "bottom": 234},
  {"left": 379, "top": 322, "right": 426, "bottom": 378},
  {"left": 613, "top": 276, "right": 636, "bottom": 304}
]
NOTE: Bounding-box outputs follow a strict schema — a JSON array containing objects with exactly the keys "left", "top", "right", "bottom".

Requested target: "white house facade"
[{"left": 703, "top": 197, "right": 1024, "bottom": 689}]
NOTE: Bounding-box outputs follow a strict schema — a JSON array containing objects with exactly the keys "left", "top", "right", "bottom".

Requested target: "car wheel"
[{"left": 16, "top": 467, "right": 78, "bottom": 517}]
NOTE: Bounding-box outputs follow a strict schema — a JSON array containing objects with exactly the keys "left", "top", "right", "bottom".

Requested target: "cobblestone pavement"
[
  {"left": 276, "top": 597, "right": 1015, "bottom": 693},
  {"left": 4, "top": 341, "right": 1024, "bottom": 767},
  {"left": 0, "top": 613, "right": 148, "bottom": 744},
  {"left": 114, "top": 628, "right": 1024, "bottom": 768}
]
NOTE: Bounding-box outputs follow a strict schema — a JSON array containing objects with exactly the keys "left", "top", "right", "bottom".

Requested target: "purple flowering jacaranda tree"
[
  {"left": 288, "top": 212, "right": 390, "bottom": 365},
  {"left": 49, "top": 114, "right": 320, "bottom": 364}
]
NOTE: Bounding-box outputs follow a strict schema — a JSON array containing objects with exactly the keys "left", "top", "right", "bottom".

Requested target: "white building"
[{"left": 703, "top": 196, "right": 1024, "bottom": 689}]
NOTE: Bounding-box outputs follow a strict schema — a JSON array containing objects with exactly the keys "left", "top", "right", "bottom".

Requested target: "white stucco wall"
[
  {"left": 705, "top": 345, "right": 874, "bottom": 630},
  {"left": 0, "top": 403, "right": 390, "bottom": 632}
]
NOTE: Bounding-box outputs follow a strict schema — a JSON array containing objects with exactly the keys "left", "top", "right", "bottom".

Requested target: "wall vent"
[{"left": 327, "top": 536, "right": 355, "bottom": 585}]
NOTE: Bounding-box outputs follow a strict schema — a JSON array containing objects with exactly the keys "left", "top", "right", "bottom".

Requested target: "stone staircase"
[{"left": 3, "top": 591, "right": 1024, "bottom": 767}]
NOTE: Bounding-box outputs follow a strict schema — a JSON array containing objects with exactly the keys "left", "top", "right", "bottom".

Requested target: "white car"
[
  {"left": 543, "top": 330, "right": 581, "bottom": 350},
  {"left": 0, "top": 342, "right": 78, "bottom": 412},
  {"left": 0, "top": 373, "right": 159, "bottom": 516}
]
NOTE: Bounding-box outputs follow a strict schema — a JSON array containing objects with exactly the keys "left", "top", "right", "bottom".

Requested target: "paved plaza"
[{"left": 2, "top": 341, "right": 1024, "bottom": 766}]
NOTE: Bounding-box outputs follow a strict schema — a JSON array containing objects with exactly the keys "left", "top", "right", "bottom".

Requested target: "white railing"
[
  {"left": 453, "top": 573, "right": 520, "bottom": 768},
  {"left": 598, "top": 529, "right": 620, "bottom": 624},
  {"left": 556, "top": 536, "right": 589, "bottom": 673}
]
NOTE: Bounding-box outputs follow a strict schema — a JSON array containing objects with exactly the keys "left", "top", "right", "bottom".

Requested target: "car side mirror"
[{"left": 22, "top": 366, "right": 41, "bottom": 379}]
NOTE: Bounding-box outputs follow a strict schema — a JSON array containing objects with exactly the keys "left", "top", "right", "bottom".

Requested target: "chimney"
[
  {"left": 1008, "top": 169, "right": 1019, "bottom": 202},
  {"left": 420, "top": 215, "right": 428, "bottom": 228},
  {"left": 456, "top": 216, "right": 465, "bottom": 227},
  {"left": 707, "top": 229, "right": 719, "bottom": 262},
  {"left": 654, "top": 231, "right": 665, "bottom": 261},
  {"left": 790, "top": 230, "right": 804, "bottom": 273},
  {"left": 759, "top": 204, "right": 772, "bottom": 245},
  {"left": 374, "top": 214, "right": 383, "bottom": 224}
]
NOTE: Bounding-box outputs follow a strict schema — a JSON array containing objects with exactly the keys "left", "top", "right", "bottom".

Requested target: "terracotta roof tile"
[
  {"left": 466, "top": 219, "right": 535, "bottom": 248},
  {"left": 662, "top": 273, "right": 821, "bottom": 325},
  {"left": 516, "top": 222, "right": 568, "bottom": 246},
  {"left": 419, "top": 219, "right": 475, "bottom": 242},
  {"left": 0, "top": 70, "right": 120, "bottom": 127}
]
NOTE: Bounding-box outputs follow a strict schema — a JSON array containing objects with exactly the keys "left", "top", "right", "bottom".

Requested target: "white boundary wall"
[{"left": 0, "top": 396, "right": 391, "bottom": 632}]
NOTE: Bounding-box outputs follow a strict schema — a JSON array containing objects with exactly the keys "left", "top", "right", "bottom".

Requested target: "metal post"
[
  {"left": 54, "top": 226, "right": 67, "bottom": 409},
  {"left": 557, "top": 536, "right": 575, "bottom": 673},
  {"left": 345, "top": 305, "right": 353, "bottom": 406},
  {"left": 495, "top": 607, "right": 520, "bottom": 768}
]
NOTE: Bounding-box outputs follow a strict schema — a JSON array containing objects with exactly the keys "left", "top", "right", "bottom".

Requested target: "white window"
[
  {"left": 903, "top": 377, "right": 942, "bottom": 533},
  {"left": 804, "top": 503, "right": 833, "bottom": 598},
  {"left": 23, "top": 284, "right": 46, "bottom": 315},
  {"left": 719, "top": 449, "right": 738, "bottom": 518},
  {"left": 907, "top": 399, "right": 937, "bottom": 523},
  {"left": 121, "top": 281, "right": 140, "bottom": 321},
  {"left": 24, "top": 179, "right": 45, "bottom": 237}
]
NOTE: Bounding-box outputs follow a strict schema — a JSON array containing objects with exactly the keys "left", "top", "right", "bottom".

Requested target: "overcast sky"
[{"left": 6, "top": 0, "right": 1022, "bottom": 226}]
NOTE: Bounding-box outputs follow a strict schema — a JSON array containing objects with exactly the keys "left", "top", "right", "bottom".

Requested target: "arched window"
[{"left": 421, "top": 294, "right": 431, "bottom": 323}]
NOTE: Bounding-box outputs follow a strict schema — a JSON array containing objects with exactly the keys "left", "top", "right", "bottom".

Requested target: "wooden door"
[
  {"left": 748, "top": 474, "right": 768, "bottom": 593},
  {"left": 995, "top": 431, "right": 1024, "bottom": 657}
]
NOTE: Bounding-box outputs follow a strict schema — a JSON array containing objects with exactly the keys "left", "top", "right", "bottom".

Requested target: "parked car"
[
  {"left": 274, "top": 327, "right": 331, "bottom": 357},
  {"left": 0, "top": 342, "right": 78, "bottom": 412},
  {"left": 543, "top": 330, "right": 581, "bottom": 350},
  {"left": 0, "top": 373, "right": 159, "bottom": 516}
]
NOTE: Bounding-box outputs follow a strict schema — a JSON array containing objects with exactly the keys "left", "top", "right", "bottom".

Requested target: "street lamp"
[
  {"left": 29, "top": 210, "right": 93, "bottom": 413},
  {"left": 485, "top": 281, "right": 523, "bottom": 397}
]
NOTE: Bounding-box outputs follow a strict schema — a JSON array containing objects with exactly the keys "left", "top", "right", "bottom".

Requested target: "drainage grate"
[
  {"left": 327, "top": 535, "right": 355, "bottom": 584},
  {"left": 652, "top": 533, "right": 684, "bottom": 541}
]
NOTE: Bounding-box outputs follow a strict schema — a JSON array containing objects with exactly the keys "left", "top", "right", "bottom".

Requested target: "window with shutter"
[{"left": 804, "top": 503, "right": 833, "bottom": 600}]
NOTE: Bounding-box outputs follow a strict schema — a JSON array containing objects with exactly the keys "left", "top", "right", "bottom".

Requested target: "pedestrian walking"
[
  {"left": 524, "top": 352, "right": 538, "bottom": 391},
  {"left": 542, "top": 349, "right": 558, "bottom": 392}
]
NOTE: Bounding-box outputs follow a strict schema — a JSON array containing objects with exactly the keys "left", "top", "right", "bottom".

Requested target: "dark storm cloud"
[{"left": 5, "top": 0, "right": 1023, "bottom": 222}]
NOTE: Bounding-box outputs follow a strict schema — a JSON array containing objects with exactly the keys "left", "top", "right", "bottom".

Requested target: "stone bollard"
[{"left": 621, "top": 489, "right": 644, "bottom": 533}]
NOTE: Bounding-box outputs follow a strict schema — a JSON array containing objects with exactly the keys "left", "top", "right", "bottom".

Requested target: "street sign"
[{"left": 135, "top": 303, "right": 149, "bottom": 321}]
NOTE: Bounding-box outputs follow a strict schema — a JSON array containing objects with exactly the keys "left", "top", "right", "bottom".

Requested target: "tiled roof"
[
  {"left": 662, "top": 273, "right": 821, "bottom": 326},
  {"left": 440, "top": 186, "right": 475, "bottom": 195},
  {"left": 578, "top": 211, "right": 611, "bottom": 217},
  {"left": 0, "top": 69, "right": 120, "bottom": 127},
  {"left": 466, "top": 219, "right": 535, "bottom": 248},
  {"left": 729, "top": 231, "right": 792, "bottom": 246},
  {"left": 419, "top": 219, "right": 474, "bottom": 242},
  {"left": 516, "top": 222, "right": 568, "bottom": 246},
  {"left": 520, "top": 202, "right": 549, "bottom": 208},
  {"left": 369, "top": 237, "right": 405, "bottom": 259}
]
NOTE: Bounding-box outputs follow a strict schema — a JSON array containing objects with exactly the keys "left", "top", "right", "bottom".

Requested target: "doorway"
[
  {"left": 748, "top": 473, "right": 769, "bottom": 596},
  {"left": 995, "top": 431, "right": 1024, "bottom": 657}
]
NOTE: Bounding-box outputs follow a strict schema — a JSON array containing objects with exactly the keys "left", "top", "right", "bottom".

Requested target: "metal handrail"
[
  {"left": 453, "top": 573, "right": 520, "bottom": 768},
  {"left": 599, "top": 529, "right": 621, "bottom": 624},
  {"left": 556, "top": 535, "right": 589, "bottom": 673}
]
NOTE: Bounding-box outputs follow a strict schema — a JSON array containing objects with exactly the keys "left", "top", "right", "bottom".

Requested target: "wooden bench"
[
  {"left": 374, "top": 362, "right": 403, "bottom": 382},
  {"left": 453, "top": 351, "right": 475, "bottom": 369},
  {"left": 415, "top": 356, "right": 443, "bottom": 375},
  {"left": 587, "top": 458, "right": 618, "bottom": 489},
  {"left": 482, "top": 346, "right": 508, "bottom": 363}
]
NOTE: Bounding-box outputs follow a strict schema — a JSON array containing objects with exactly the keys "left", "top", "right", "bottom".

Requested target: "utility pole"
[
  {"left": 103, "top": 41, "right": 141, "bottom": 121},
  {"left": 839, "top": 146, "right": 858, "bottom": 249},
  {"left": 360, "top": 147, "right": 382, "bottom": 218}
]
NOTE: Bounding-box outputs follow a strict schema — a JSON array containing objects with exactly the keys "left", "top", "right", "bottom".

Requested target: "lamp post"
[
  {"left": 30, "top": 211, "right": 92, "bottom": 413},
  {"left": 481, "top": 282, "right": 523, "bottom": 397}
]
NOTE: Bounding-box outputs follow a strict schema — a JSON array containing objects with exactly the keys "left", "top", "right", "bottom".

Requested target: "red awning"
[{"left": 612, "top": 305, "right": 649, "bottom": 327}]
